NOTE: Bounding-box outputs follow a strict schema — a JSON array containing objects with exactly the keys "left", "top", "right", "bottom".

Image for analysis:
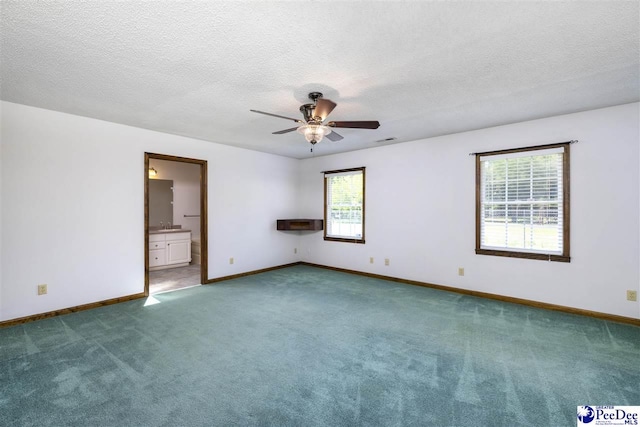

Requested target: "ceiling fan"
[{"left": 250, "top": 92, "right": 380, "bottom": 152}]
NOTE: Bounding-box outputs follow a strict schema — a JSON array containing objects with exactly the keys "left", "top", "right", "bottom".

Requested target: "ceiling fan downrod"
[{"left": 308, "top": 92, "right": 323, "bottom": 103}]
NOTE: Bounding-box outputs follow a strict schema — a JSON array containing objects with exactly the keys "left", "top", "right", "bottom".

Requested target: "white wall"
[
  {"left": 0, "top": 102, "right": 3, "bottom": 320},
  {"left": 149, "top": 159, "right": 201, "bottom": 239},
  {"left": 2, "top": 101, "right": 637, "bottom": 322},
  {"left": 0, "top": 102, "right": 300, "bottom": 321},
  {"left": 298, "top": 103, "right": 640, "bottom": 319}
]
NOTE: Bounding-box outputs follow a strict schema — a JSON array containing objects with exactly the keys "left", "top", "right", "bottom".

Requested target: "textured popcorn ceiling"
[{"left": 1, "top": 1, "right": 638, "bottom": 159}]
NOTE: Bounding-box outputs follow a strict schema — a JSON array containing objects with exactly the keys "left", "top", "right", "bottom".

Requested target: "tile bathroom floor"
[{"left": 149, "top": 264, "right": 202, "bottom": 294}]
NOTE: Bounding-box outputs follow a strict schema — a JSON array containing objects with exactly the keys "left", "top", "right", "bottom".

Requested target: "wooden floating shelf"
[{"left": 277, "top": 219, "right": 323, "bottom": 231}]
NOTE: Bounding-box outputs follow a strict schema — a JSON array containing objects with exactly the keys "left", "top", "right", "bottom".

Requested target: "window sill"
[
  {"left": 324, "top": 236, "right": 365, "bottom": 244},
  {"left": 476, "top": 248, "right": 570, "bottom": 263}
]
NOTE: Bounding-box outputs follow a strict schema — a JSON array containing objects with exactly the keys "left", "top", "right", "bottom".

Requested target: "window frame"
[
  {"left": 324, "top": 167, "right": 366, "bottom": 244},
  {"left": 475, "top": 142, "right": 571, "bottom": 262}
]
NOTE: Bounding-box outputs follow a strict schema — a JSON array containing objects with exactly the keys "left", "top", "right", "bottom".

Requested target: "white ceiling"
[{"left": 1, "top": 1, "right": 638, "bottom": 159}]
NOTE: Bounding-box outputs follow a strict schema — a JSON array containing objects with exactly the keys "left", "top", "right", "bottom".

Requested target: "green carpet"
[{"left": 1, "top": 265, "right": 638, "bottom": 426}]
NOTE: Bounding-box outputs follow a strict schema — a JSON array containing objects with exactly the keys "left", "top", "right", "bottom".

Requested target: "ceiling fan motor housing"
[
  {"left": 299, "top": 104, "right": 316, "bottom": 123},
  {"left": 300, "top": 92, "right": 325, "bottom": 122}
]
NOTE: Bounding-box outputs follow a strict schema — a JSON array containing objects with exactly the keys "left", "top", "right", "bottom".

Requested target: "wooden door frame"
[{"left": 144, "top": 152, "right": 208, "bottom": 296}]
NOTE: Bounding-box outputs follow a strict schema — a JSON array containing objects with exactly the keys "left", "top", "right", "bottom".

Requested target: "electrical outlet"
[
  {"left": 229, "top": 257, "right": 234, "bottom": 265},
  {"left": 385, "top": 258, "right": 390, "bottom": 266},
  {"left": 458, "top": 267, "right": 465, "bottom": 276},
  {"left": 627, "top": 290, "right": 638, "bottom": 302},
  {"left": 370, "top": 257, "right": 374, "bottom": 264},
  {"left": 37, "top": 284, "right": 47, "bottom": 295},
  {"left": 294, "top": 248, "right": 297, "bottom": 254}
]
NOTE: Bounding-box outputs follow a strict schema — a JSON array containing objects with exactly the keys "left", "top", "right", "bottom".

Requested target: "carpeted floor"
[{"left": 1, "top": 265, "right": 638, "bottom": 426}]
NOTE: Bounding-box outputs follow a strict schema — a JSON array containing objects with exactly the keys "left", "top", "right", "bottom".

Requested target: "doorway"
[{"left": 144, "top": 153, "right": 208, "bottom": 295}]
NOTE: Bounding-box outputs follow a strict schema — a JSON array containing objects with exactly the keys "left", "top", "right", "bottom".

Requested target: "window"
[
  {"left": 476, "top": 143, "right": 570, "bottom": 262},
  {"left": 324, "top": 167, "right": 365, "bottom": 243}
]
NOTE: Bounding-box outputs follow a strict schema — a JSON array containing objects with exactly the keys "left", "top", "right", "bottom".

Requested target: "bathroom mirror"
[{"left": 149, "top": 179, "right": 173, "bottom": 227}]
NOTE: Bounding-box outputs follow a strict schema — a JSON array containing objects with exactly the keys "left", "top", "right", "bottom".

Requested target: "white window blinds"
[{"left": 479, "top": 147, "right": 565, "bottom": 255}]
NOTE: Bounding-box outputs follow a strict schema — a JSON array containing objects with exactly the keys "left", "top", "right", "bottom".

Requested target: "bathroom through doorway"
[{"left": 144, "top": 153, "right": 208, "bottom": 295}]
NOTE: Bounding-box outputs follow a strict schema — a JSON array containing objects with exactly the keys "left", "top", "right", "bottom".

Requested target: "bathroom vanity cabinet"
[{"left": 149, "top": 231, "right": 191, "bottom": 270}]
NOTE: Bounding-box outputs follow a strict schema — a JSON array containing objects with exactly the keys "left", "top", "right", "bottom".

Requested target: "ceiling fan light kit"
[
  {"left": 251, "top": 92, "right": 380, "bottom": 152},
  {"left": 297, "top": 124, "right": 332, "bottom": 145}
]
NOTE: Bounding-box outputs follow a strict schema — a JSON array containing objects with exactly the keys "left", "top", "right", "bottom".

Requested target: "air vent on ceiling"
[{"left": 375, "top": 137, "right": 397, "bottom": 143}]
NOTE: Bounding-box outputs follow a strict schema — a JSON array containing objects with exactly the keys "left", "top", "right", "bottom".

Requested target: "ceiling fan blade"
[
  {"left": 314, "top": 98, "right": 337, "bottom": 121},
  {"left": 325, "top": 131, "right": 344, "bottom": 142},
  {"left": 272, "top": 127, "right": 299, "bottom": 135},
  {"left": 327, "top": 120, "right": 380, "bottom": 129},
  {"left": 250, "top": 109, "right": 303, "bottom": 123}
]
